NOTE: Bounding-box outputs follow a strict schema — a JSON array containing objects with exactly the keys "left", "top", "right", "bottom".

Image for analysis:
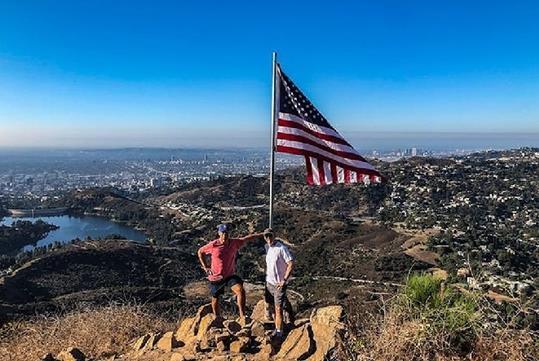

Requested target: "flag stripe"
[
  {"left": 277, "top": 117, "right": 351, "bottom": 146},
  {"left": 330, "top": 162, "right": 338, "bottom": 184},
  {"left": 277, "top": 132, "right": 366, "bottom": 162},
  {"left": 323, "top": 161, "right": 332, "bottom": 184},
  {"left": 318, "top": 158, "right": 326, "bottom": 185},
  {"left": 310, "top": 157, "right": 321, "bottom": 185},
  {"left": 277, "top": 125, "right": 357, "bottom": 153},
  {"left": 304, "top": 156, "right": 314, "bottom": 185},
  {"left": 279, "top": 113, "right": 343, "bottom": 139},
  {"left": 337, "top": 166, "right": 345, "bottom": 183},
  {"left": 276, "top": 145, "right": 383, "bottom": 178},
  {"left": 276, "top": 139, "right": 376, "bottom": 171}
]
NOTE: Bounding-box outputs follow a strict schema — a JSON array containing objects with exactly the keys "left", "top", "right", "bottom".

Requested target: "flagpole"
[{"left": 269, "top": 51, "right": 278, "bottom": 228}]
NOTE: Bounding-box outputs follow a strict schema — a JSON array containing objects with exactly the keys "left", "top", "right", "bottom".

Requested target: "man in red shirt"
[{"left": 197, "top": 224, "right": 263, "bottom": 324}]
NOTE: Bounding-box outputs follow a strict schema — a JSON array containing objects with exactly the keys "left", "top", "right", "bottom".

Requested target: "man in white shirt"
[{"left": 263, "top": 228, "right": 295, "bottom": 339}]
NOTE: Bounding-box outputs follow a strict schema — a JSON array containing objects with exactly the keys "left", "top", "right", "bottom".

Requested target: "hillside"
[{"left": 0, "top": 149, "right": 537, "bottom": 359}]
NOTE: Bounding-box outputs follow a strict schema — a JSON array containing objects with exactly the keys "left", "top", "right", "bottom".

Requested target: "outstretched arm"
[{"left": 238, "top": 232, "right": 264, "bottom": 244}]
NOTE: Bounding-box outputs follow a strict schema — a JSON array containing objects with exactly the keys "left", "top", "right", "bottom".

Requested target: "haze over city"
[{"left": 1, "top": 1, "right": 538, "bottom": 149}]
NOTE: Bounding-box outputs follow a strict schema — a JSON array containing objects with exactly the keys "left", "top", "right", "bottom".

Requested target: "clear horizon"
[
  {"left": 0, "top": 131, "right": 537, "bottom": 152},
  {"left": 1, "top": 1, "right": 539, "bottom": 148}
]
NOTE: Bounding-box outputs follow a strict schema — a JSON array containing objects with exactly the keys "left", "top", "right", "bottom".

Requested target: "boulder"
[
  {"left": 255, "top": 338, "right": 274, "bottom": 360},
  {"left": 229, "top": 336, "right": 250, "bottom": 353},
  {"left": 306, "top": 305, "right": 343, "bottom": 361},
  {"left": 175, "top": 304, "right": 213, "bottom": 344},
  {"left": 169, "top": 352, "right": 186, "bottom": 361},
  {"left": 40, "top": 354, "right": 58, "bottom": 361},
  {"left": 223, "top": 319, "right": 242, "bottom": 334},
  {"left": 132, "top": 334, "right": 150, "bottom": 352},
  {"left": 140, "top": 332, "right": 160, "bottom": 353},
  {"left": 175, "top": 317, "right": 196, "bottom": 342},
  {"left": 250, "top": 300, "right": 267, "bottom": 322},
  {"left": 276, "top": 324, "right": 314, "bottom": 360},
  {"left": 156, "top": 331, "right": 180, "bottom": 351},
  {"left": 216, "top": 340, "right": 227, "bottom": 352},
  {"left": 250, "top": 321, "right": 266, "bottom": 338},
  {"left": 214, "top": 331, "right": 231, "bottom": 344},
  {"left": 197, "top": 313, "right": 220, "bottom": 350},
  {"left": 56, "top": 347, "right": 85, "bottom": 361}
]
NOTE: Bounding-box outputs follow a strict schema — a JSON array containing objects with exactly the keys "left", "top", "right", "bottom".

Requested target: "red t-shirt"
[{"left": 199, "top": 238, "right": 247, "bottom": 281}]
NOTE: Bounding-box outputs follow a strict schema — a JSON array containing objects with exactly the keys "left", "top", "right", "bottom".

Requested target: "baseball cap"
[
  {"left": 217, "top": 224, "right": 229, "bottom": 233},
  {"left": 263, "top": 228, "right": 274, "bottom": 236}
]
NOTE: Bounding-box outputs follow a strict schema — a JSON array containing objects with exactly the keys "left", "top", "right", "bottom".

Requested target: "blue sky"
[{"left": 0, "top": 0, "right": 538, "bottom": 148}]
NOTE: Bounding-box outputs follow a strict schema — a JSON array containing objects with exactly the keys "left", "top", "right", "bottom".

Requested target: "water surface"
[{"left": 1, "top": 215, "right": 147, "bottom": 251}]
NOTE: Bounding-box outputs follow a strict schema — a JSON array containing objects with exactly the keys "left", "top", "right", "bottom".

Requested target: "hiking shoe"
[{"left": 270, "top": 330, "right": 285, "bottom": 345}]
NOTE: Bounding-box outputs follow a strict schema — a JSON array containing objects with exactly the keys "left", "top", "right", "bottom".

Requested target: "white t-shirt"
[{"left": 265, "top": 240, "right": 294, "bottom": 286}]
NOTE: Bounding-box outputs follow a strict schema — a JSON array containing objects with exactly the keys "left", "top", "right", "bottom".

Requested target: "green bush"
[
  {"left": 400, "top": 274, "right": 480, "bottom": 353},
  {"left": 403, "top": 274, "right": 443, "bottom": 308}
]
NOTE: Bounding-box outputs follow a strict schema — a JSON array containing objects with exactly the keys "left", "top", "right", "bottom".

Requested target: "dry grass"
[
  {"left": 0, "top": 303, "right": 175, "bottom": 361},
  {"left": 342, "top": 304, "right": 539, "bottom": 361}
]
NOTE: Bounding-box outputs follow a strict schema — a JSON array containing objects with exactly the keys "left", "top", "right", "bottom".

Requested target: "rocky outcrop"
[
  {"left": 43, "top": 302, "right": 343, "bottom": 361},
  {"left": 40, "top": 348, "right": 86, "bottom": 361},
  {"left": 130, "top": 301, "right": 342, "bottom": 360}
]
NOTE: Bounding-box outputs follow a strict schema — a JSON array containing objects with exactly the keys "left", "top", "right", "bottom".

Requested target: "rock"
[
  {"left": 236, "top": 327, "right": 251, "bottom": 338},
  {"left": 216, "top": 340, "right": 227, "bottom": 352},
  {"left": 223, "top": 319, "right": 242, "bottom": 334},
  {"left": 214, "top": 331, "right": 231, "bottom": 343},
  {"left": 132, "top": 334, "right": 150, "bottom": 351},
  {"left": 306, "top": 305, "right": 343, "bottom": 361},
  {"left": 276, "top": 324, "right": 314, "bottom": 360},
  {"left": 156, "top": 331, "right": 180, "bottom": 351},
  {"left": 140, "top": 332, "right": 160, "bottom": 353},
  {"left": 175, "top": 304, "right": 213, "bottom": 345},
  {"left": 175, "top": 317, "right": 196, "bottom": 342},
  {"left": 251, "top": 321, "right": 266, "bottom": 338},
  {"left": 169, "top": 352, "right": 186, "bottom": 361},
  {"left": 255, "top": 338, "right": 274, "bottom": 360},
  {"left": 229, "top": 336, "right": 250, "bottom": 353},
  {"left": 230, "top": 355, "right": 248, "bottom": 361},
  {"left": 250, "top": 300, "right": 267, "bottom": 322},
  {"left": 294, "top": 318, "right": 310, "bottom": 328},
  {"left": 40, "top": 354, "right": 57, "bottom": 361},
  {"left": 57, "top": 347, "right": 86, "bottom": 361},
  {"left": 197, "top": 313, "right": 221, "bottom": 350}
]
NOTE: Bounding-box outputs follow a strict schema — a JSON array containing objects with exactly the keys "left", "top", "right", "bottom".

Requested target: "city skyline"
[{"left": 1, "top": 1, "right": 539, "bottom": 148}]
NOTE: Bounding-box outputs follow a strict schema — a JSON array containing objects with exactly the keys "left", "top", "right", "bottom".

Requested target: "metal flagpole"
[{"left": 269, "top": 51, "right": 278, "bottom": 228}]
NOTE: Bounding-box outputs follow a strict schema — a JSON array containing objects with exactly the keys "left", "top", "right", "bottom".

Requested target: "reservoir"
[{"left": 0, "top": 215, "right": 147, "bottom": 251}]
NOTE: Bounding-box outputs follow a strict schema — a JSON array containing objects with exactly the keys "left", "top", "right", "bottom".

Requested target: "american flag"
[{"left": 275, "top": 65, "right": 384, "bottom": 185}]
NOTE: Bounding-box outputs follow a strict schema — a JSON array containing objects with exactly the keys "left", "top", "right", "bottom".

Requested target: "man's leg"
[
  {"left": 274, "top": 304, "right": 284, "bottom": 333},
  {"left": 283, "top": 295, "right": 295, "bottom": 324},
  {"left": 209, "top": 281, "right": 224, "bottom": 317},
  {"left": 264, "top": 284, "right": 275, "bottom": 321},
  {"left": 211, "top": 295, "right": 221, "bottom": 317},
  {"left": 231, "top": 283, "right": 246, "bottom": 319}
]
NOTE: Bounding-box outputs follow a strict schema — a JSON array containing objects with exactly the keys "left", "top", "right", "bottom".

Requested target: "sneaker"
[{"left": 270, "top": 329, "right": 284, "bottom": 344}]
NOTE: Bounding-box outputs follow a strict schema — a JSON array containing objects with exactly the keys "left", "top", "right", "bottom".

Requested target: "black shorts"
[{"left": 209, "top": 275, "right": 243, "bottom": 298}]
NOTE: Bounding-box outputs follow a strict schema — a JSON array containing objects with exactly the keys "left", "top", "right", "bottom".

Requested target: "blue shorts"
[{"left": 209, "top": 275, "right": 243, "bottom": 298}]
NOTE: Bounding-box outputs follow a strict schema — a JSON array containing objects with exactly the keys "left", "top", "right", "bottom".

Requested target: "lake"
[{"left": 0, "top": 215, "right": 147, "bottom": 251}]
